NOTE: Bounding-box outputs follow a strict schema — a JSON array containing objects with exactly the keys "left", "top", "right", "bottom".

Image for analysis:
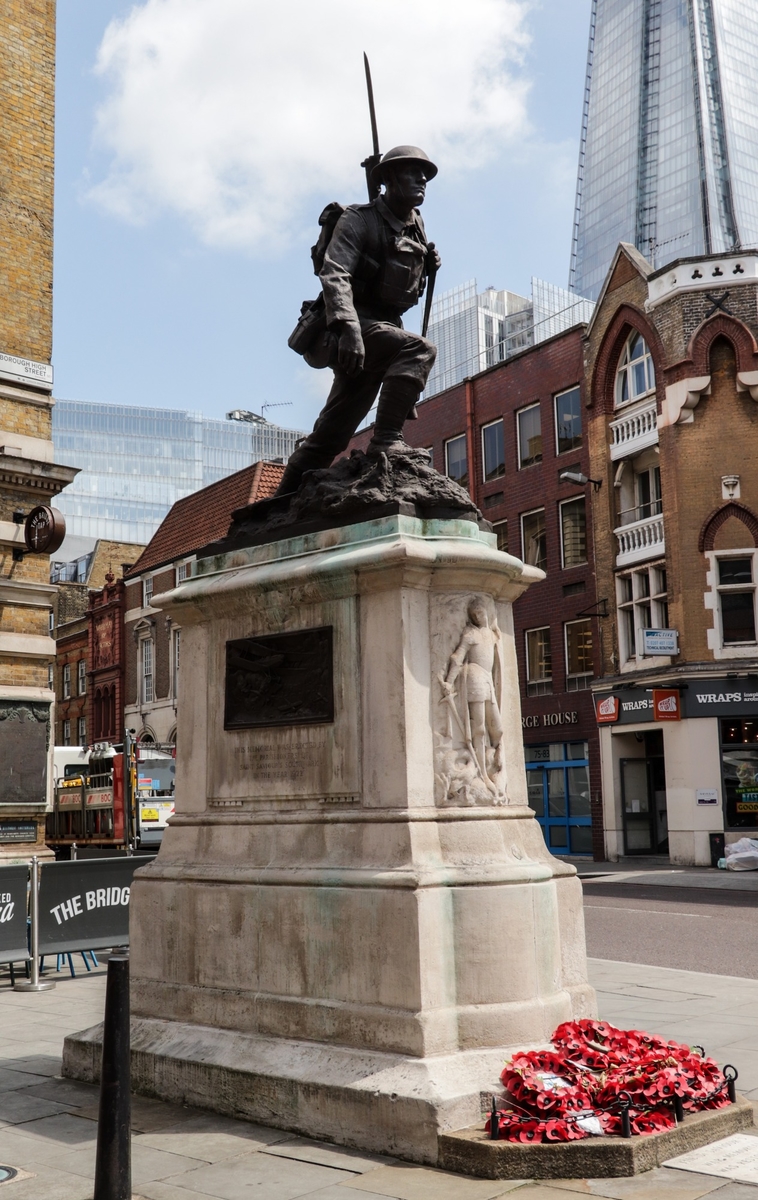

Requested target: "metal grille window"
[
  {"left": 78, "top": 659, "right": 87, "bottom": 696},
  {"left": 493, "top": 521, "right": 508, "bottom": 553},
  {"left": 481, "top": 419, "right": 505, "bottom": 481},
  {"left": 77, "top": 717, "right": 86, "bottom": 747},
  {"left": 445, "top": 434, "right": 468, "bottom": 488},
  {"left": 521, "top": 508, "right": 547, "bottom": 572},
  {"left": 560, "top": 497, "right": 587, "bottom": 567},
  {"left": 143, "top": 576, "right": 154, "bottom": 607},
  {"left": 615, "top": 333, "right": 656, "bottom": 407},
  {"left": 565, "top": 619, "right": 593, "bottom": 691},
  {"left": 617, "top": 563, "right": 668, "bottom": 663},
  {"left": 526, "top": 626, "right": 552, "bottom": 696},
  {"left": 141, "top": 638, "right": 154, "bottom": 704},
  {"left": 517, "top": 404, "right": 542, "bottom": 468},
  {"left": 718, "top": 556, "right": 756, "bottom": 645},
  {"left": 62, "top": 663, "right": 71, "bottom": 700},
  {"left": 554, "top": 387, "right": 582, "bottom": 454}
]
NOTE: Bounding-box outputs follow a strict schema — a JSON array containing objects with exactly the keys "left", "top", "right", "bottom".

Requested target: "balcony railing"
[
  {"left": 614, "top": 512, "right": 665, "bottom": 567},
  {"left": 609, "top": 398, "right": 658, "bottom": 460}
]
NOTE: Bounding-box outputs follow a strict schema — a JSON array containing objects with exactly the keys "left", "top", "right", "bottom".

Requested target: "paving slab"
[
  {"left": 154, "top": 1153, "right": 363, "bottom": 1200},
  {"left": 262, "top": 1135, "right": 396, "bottom": 1173},
  {"left": 525, "top": 1165, "right": 729, "bottom": 1195},
  {"left": 345, "top": 1163, "right": 525, "bottom": 1199}
]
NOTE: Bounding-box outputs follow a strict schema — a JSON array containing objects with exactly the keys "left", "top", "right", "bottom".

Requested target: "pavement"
[{"left": 1, "top": 950, "right": 758, "bottom": 1199}]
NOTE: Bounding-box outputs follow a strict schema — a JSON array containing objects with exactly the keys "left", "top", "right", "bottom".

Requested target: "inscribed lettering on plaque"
[{"left": 224, "top": 627, "right": 334, "bottom": 730}]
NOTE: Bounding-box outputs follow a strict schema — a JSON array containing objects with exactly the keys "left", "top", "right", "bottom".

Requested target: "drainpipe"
[{"left": 465, "top": 378, "right": 477, "bottom": 508}]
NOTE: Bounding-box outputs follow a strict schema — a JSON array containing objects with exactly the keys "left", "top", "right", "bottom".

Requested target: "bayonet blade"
[{"left": 364, "top": 52, "right": 380, "bottom": 157}]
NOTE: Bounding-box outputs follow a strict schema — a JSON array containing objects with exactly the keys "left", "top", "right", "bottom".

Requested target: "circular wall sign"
[{"left": 24, "top": 506, "right": 66, "bottom": 555}]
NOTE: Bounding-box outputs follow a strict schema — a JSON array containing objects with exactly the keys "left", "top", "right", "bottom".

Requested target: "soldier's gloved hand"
[
  {"left": 427, "top": 242, "right": 442, "bottom": 273},
  {"left": 338, "top": 326, "right": 365, "bottom": 377}
]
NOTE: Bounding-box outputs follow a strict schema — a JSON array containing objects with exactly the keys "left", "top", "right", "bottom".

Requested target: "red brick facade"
[
  {"left": 89, "top": 576, "right": 127, "bottom": 744},
  {"left": 350, "top": 326, "right": 604, "bottom": 857}
]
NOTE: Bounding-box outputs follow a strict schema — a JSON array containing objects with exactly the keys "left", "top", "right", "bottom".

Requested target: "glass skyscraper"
[
  {"left": 570, "top": 0, "right": 758, "bottom": 301},
  {"left": 423, "top": 279, "right": 595, "bottom": 399},
  {"left": 52, "top": 400, "right": 305, "bottom": 544}
]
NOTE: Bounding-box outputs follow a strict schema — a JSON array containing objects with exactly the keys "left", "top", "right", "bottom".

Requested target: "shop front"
[
  {"left": 594, "top": 677, "right": 758, "bottom": 866},
  {"left": 521, "top": 694, "right": 601, "bottom": 858}
]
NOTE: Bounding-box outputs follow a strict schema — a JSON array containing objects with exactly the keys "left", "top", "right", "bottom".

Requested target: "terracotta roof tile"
[{"left": 125, "top": 461, "right": 284, "bottom": 578}]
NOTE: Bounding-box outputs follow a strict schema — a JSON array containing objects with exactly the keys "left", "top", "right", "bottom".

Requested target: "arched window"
[{"left": 615, "top": 332, "right": 656, "bottom": 406}]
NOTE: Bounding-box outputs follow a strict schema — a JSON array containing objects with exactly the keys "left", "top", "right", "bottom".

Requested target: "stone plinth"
[{"left": 64, "top": 511, "right": 596, "bottom": 1163}]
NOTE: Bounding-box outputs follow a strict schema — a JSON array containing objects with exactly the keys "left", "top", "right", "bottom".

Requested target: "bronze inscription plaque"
[{"left": 224, "top": 627, "right": 334, "bottom": 729}]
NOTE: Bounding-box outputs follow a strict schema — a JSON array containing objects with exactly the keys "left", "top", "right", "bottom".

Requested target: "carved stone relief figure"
[{"left": 436, "top": 596, "right": 507, "bottom": 806}]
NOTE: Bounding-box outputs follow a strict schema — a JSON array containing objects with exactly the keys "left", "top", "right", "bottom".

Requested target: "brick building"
[
  {"left": 52, "top": 540, "right": 144, "bottom": 748},
  {"left": 124, "top": 462, "right": 284, "bottom": 745},
  {"left": 351, "top": 326, "right": 603, "bottom": 857},
  {"left": 0, "top": 1, "right": 80, "bottom": 858},
  {"left": 585, "top": 244, "right": 758, "bottom": 865}
]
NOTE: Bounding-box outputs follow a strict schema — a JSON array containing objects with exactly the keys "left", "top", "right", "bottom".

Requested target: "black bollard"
[
  {"left": 673, "top": 1094, "right": 684, "bottom": 1123},
  {"left": 94, "top": 953, "right": 131, "bottom": 1200},
  {"left": 620, "top": 1105, "right": 632, "bottom": 1138}
]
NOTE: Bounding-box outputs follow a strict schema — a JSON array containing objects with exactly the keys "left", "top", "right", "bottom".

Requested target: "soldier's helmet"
[{"left": 372, "top": 146, "right": 438, "bottom": 184}]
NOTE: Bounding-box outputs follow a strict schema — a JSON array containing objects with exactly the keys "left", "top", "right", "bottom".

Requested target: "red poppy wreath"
[{"left": 484, "top": 1020, "right": 731, "bottom": 1143}]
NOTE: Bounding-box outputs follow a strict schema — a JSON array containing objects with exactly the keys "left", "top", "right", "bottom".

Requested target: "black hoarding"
[
  {"left": 0, "top": 865, "right": 30, "bottom": 965},
  {"left": 37, "top": 857, "right": 152, "bottom": 955}
]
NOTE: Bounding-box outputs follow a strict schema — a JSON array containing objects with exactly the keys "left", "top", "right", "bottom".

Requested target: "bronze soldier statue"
[{"left": 276, "top": 145, "right": 440, "bottom": 496}]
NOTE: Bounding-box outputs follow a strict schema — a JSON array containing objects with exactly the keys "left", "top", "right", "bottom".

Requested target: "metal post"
[
  {"left": 673, "top": 1094, "right": 684, "bottom": 1122},
  {"left": 94, "top": 953, "right": 131, "bottom": 1200},
  {"left": 14, "top": 856, "right": 55, "bottom": 993},
  {"left": 489, "top": 1096, "right": 500, "bottom": 1140}
]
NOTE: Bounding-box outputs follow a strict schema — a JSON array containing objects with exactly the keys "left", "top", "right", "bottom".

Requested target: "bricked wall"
[
  {"left": 349, "top": 328, "right": 605, "bottom": 857},
  {"left": 586, "top": 249, "right": 758, "bottom": 679},
  {"left": 0, "top": 0, "right": 55, "bottom": 365}
]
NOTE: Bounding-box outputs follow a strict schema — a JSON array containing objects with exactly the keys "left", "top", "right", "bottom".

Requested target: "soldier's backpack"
[{"left": 287, "top": 203, "right": 345, "bottom": 367}]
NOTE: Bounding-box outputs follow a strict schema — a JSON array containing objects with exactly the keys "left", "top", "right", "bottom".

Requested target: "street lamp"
[{"left": 560, "top": 470, "right": 603, "bottom": 492}]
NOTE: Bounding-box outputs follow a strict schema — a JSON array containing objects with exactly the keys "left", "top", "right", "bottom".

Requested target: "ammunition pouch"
[{"left": 288, "top": 295, "right": 338, "bottom": 370}]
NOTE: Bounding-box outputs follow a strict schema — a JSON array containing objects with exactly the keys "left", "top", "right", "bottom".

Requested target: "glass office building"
[
  {"left": 423, "top": 279, "right": 595, "bottom": 399},
  {"left": 52, "top": 400, "right": 305, "bottom": 544},
  {"left": 571, "top": 0, "right": 758, "bottom": 301}
]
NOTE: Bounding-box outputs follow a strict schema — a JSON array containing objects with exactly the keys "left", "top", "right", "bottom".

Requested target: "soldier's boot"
[{"left": 367, "top": 378, "right": 419, "bottom": 456}]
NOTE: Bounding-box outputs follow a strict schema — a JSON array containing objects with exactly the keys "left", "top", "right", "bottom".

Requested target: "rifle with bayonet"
[{"left": 360, "top": 53, "right": 382, "bottom": 202}]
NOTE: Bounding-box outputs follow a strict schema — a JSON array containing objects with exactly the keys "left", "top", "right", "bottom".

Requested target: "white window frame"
[
  {"left": 616, "top": 561, "right": 668, "bottom": 666},
  {"left": 176, "top": 559, "right": 193, "bottom": 585},
  {"left": 78, "top": 658, "right": 87, "bottom": 696},
  {"left": 565, "top": 618, "right": 593, "bottom": 691},
  {"left": 63, "top": 719, "right": 71, "bottom": 746},
  {"left": 143, "top": 576, "right": 154, "bottom": 608},
  {"left": 444, "top": 434, "right": 468, "bottom": 487},
  {"left": 517, "top": 402, "right": 542, "bottom": 469},
  {"left": 481, "top": 418, "right": 505, "bottom": 482},
  {"left": 559, "top": 495, "right": 588, "bottom": 569},
  {"left": 715, "top": 552, "right": 757, "bottom": 651},
  {"left": 47, "top": 663, "right": 54, "bottom": 690},
  {"left": 615, "top": 331, "right": 656, "bottom": 408},
  {"left": 554, "top": 386, "right": 582, "bottom": 456},
  {"left": 521, "top": 507, "right": 547, "bottom": 572},
  {"left": 62, "top": 663, "right": 71, "bottom": 700},
  {"left": 492, "top": 520, "right": 508, "bottom": 554},
  {"left": 525, "top": 626, "right": 552, "bottom": 696},
  {"left": 141, "top": 637, "right": 154, "bottom": 705},
  {"left": 77, "top": 716, "right": 87, "bottom": 747}
]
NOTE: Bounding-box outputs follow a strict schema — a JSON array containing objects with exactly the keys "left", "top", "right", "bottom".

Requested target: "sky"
[{"left": 52, "top": 0, "right": 593, "bottom": 434}]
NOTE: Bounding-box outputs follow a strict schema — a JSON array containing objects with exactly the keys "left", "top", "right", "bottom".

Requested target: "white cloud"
[{"left": 90, "top": 0, "right": 532, "bottom": 250}]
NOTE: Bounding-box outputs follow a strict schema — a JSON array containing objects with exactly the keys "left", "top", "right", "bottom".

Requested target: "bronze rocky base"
[{"left": 207, "top": 445, "right": 486, "bottom": 551}]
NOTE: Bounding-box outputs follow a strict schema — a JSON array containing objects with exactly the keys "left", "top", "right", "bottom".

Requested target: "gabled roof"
[
  {"left": 586, "top": 242, "right": 654, "bottom": 337},
  {"left": 125, "top": 461, "right": 284, "bottom": 579}
]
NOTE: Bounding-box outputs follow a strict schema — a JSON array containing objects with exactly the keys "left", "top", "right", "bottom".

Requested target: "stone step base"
[{"left": 63, "top": 1015, "right": 534, "bottom": 1165}]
